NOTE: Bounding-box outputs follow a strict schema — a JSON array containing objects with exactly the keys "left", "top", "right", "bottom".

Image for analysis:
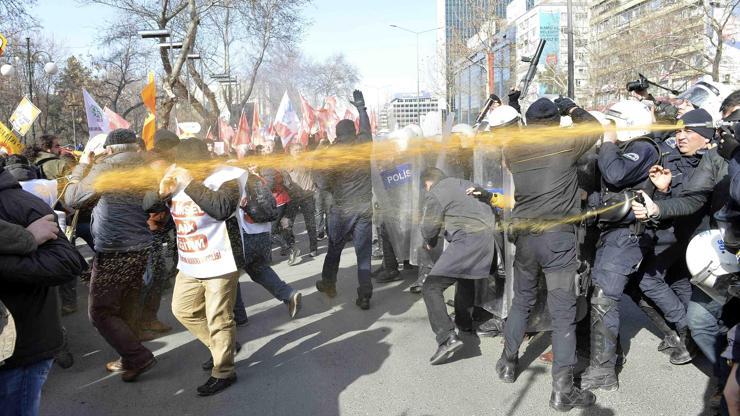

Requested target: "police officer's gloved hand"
[
  {"left": 718, "top": 122, "right": 740, "bottom": 160},
  {"left": 466, "top": 186, "right": 492, "bottom": 203},
  {"left": 508, "top": 89, "right": 521, "bottom": 103},
  {"left": 350, "top": 90, "right": 366, "bottom": 110},
  {"left": 554, "top": 97, "right": 578, "bottom": 116}
]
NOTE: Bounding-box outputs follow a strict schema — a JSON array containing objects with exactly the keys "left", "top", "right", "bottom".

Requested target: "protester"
[
  {"left": 315, "top": 90, "right": 374, "bottom": 309},
  {"left": 285, "top": 142, "right": 319, "bottom": 258},
  {"left": 64, "top": 128, "right": 156, "bottom": 382},
  {"left": 155, "top": 138, "right": 242, "bottom": 396},
  {"left": 418, "top": 167, "right": 495, "bottom": 365},
  {"left": 27, "top": 134, "right": 75, "bottom": 180},
  {"left": 0, "top": 166, "right": 86, "bottom": 415}
]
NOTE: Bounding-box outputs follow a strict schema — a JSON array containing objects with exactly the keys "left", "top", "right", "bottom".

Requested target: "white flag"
[
  {"left": 273, "top": 91, "right": 300, "bottom": 148},
  {"left": 83, "top": 89, "right": 110, "bottom": 137}
]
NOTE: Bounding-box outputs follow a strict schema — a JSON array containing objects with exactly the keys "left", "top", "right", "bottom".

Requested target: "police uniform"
[
  {"left": 581, "top": 137, "right": 663, "bottom": 390},
  {"left": 625, "top": 140, "right": 703, "bottom": 339},
  {"left": 497, "top": 98, "right": 599, "bottom": 407}
]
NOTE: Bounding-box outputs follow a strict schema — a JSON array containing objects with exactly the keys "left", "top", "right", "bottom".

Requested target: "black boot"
[
  {"left": 637, "top": 299, "right": 679, "bottom": 354},
  {"left": 669, "top": 326, "right": 694, "bottom": 365},
  {"left": 550, "top": 367, "right": 596, "bottom": 412},
  {"left": 495, "top": 352, "right": 518, "bottom": 383},
  {"left": 580, "top": 290, "right": 619, "bottom": 392},
  {"left": 429, "top": 333, "right": 464, "bottom": 365}
]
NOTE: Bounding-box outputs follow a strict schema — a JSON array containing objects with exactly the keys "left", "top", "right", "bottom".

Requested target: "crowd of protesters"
[{"left": 0, "top": 87, "right": 739, "bottom": 416}]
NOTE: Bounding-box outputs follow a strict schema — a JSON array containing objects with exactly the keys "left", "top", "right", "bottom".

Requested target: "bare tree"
[
  {"left": 86, "top": 0, "right": 308, "bottom": 129},
  {"left": 672, "top": 0, "right": 740, "bottom": 81},
  {"left": 0, "top": 0, "right": 39, "bottom": 35}
]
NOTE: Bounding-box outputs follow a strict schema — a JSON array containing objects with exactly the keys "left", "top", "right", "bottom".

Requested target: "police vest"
[
  {"left": 171, "top": 167, "right": 246, "bottom": 279},
  {"left": 598, "top": 137, "right": 664, "bottom": 225}
]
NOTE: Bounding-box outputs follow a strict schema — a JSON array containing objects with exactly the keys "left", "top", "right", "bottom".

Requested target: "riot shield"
[
  {"left": 409, "top": 137, "right": 443, "bottom": 268},
  {"left": 473, "top": 142, "right": 553, "bottom": 332},
  {"left": 370, "top": 138, "right": 414, "bottom": 262}
]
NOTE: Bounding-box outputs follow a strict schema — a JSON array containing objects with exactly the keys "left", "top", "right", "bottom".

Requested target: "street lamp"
[
  {"left": 0, "top": 38, "right": 59, "bottom": 141},
  {"left": 389, "top": 24, "right": 441, "bottom": 124}
]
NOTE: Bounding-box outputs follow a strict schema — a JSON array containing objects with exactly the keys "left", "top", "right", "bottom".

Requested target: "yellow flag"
[
  {"left": 142, "top": 113, "right": 156, "bottom": 151},
  {"left": 0, "top": 121, "right": 24, "bottom": 155},
  {"left": 140, "top": 72, "right": 156, "bottom": 150},
  {"left": 141, "top": 72, "right": 156, "bottom": 114}
]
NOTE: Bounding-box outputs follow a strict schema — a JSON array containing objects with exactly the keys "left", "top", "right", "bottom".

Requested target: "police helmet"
[
  {"left": 603, "top": 100, "right": 654, "bottom": 142},
  {"left": 484, "top": 105, "right": 521, "bottom": 130},
  {"left": 685, "top": 229, "right": 740, "bottom": 304},
  {"left": 677, "top": 79, "right": 733, "bottom": 121}
]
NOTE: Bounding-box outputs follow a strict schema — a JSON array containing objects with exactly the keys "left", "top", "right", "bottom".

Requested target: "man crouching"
[{"left": 420, "top": 168, "right": 496, "bottom": 365}]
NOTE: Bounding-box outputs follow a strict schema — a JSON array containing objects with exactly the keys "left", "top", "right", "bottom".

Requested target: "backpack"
[{"left": 241, "top": 174, "right": 279, "bottom": 223}]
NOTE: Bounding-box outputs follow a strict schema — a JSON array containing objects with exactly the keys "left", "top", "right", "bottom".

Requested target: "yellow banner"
[
  {"left": 0, "top": 33, "right": 7, "bottom": 57},
  {"left": 0, "top": 121, "right": 24, "bottom": 155},
  {"left": 9, "top": 97, "right": 41, "bottom": 136}
]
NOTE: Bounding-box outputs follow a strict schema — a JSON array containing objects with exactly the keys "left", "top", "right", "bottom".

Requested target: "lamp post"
[
  {"left": 26, "top": 38, "right": 58, "bottom": 141},
  {"left": 0, "top": 38, "right": 58, "bottom": 142},
  {"left": 389, "top": 24, "right": 441, "bottom": 124}
]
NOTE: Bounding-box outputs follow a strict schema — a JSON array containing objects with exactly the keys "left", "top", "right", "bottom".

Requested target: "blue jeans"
[
  {"left": 322, "top": 208, "right": 373, "bottom": 298},
  {"left": 0, "top": 359, "right": 54, "bottom": 416},
  {"left": 687, "top": 289, "right": 724, "bottom": 365},
  {"left": 242, "top": 233, "right": 294, "bottom": 303}
]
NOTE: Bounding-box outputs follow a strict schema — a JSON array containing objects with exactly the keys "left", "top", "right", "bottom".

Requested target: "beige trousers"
[{"left": 172, "top": 271, "right": 239, "bottom": 379}]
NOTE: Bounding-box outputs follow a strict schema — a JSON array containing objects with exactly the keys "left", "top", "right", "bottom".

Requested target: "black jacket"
[
  {"left": 504, "top": 108, "right": 600, "bottom": 220},
  {"left": 316, "top": 107, "right": 373, "bottom": 215},
  {"left": 421, "top": 177, "right": 496, "bottom": 279},
  {"left": 0, "top": 167, "right": 87, "bottom": 369},
  {"left": 655, "top": 148, "right": 728, "bottom": 226}
]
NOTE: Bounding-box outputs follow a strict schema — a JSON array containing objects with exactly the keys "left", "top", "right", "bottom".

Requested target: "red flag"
[
  {"left": 234, "top": 110, "right": 251, "bottom": 147},
  {"left": 298, "top": 94, "right": 316, "bottom": 147},
  {"left": 218, "top": 117, "right": 235, "bottom": 151},
  {"left": 252, "top": 102, "right": 262, "bottom": 144},
  {"left": 104, "top": 107, "right": 131, "bottom": 130}
]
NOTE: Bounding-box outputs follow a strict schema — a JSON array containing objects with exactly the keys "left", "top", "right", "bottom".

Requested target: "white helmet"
[
  {"left": 686, "top": 229, "right": 740, "bottom": 303},
  {"left": 677, "top": 79, "right": 733, "bottom": 121},
  {"left": 389, "top": 128, "right": 414, "bottom": 151},
  {"left": 589, "top": 110, "right": 610, "bottom": 127},
  {"left": 484, "top": 105, "right": 521, "bottom": 130},
  {"left": 451, "top": 123, "right": 475, "bottom": 138},
  {"left": 604, "top": 100, "right": 654, "bottom": 142}
]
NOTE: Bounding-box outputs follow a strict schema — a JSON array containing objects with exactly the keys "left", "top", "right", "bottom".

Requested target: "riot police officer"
[
  {"left": 580, "top": 100, "right": 681, "bottom": 391},
  {"left": 496, "top": 97, "right": 600, "bottom": 412}
]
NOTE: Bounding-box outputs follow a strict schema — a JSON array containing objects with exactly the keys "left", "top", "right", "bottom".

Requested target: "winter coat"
[
  {"left": 0, "top": 167, "right": 87, "bottom": 369},
  {"left": 64, "top": 151, "right": 153, "bottom": 253},
  {"left": 316, "top": 107, "right": 373, "bottom": 215},
  {"left": 504, "top": 108, "right": 600, "bottom": 220},
  {"left": 421, "top": 177, "right": 496, "bottom": 279},
  {"left": 655, "top": 148, "right": 728, "bottom": 226},
  {"left": 34, "top": 151, "right": 73, "bottom": 180}
]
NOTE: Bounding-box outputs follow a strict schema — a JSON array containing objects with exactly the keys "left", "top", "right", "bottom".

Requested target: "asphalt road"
[{"left": 41, "top": 228, "right": 715, "bottom": 416}]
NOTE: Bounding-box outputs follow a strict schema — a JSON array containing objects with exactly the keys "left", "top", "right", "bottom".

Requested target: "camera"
[
  {"left": 654, "top": 101, "right": 679, "bottom": 122},
  {"left": 626, "top": 75, "right": 649, "bottom": 92}
]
